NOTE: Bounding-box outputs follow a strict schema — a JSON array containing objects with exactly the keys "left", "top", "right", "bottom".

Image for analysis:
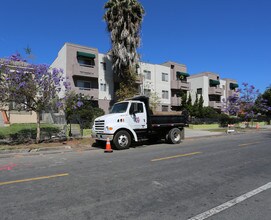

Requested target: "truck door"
[{"left": 129, "top": 102, "right": 147, "bottom": 130}]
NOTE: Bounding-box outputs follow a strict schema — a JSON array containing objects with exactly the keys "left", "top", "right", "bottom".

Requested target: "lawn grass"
[
  {"left": 189, "top": 124, "right": 220, "bottom": 129},
  {"left": 0, "top": 123, "right": 61, "bottom": 140}
]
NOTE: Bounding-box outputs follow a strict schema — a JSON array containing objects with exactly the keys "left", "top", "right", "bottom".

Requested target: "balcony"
[
  {"left": 209, "top": 101, "right": 222, "bottom": 109},
  {"left": 74, "top": 87, "right": 99, "bottom": 99},
  {"left": 171, "top": 96, "right": 181, "bottom": 106},
  {"left": 228, "top": 90, "right": 235, "bottom": 97},
  {"left": 209, "top": 87, "right": 222, "bottom": 96},
  {"left": 171, "top": 81, "right": 190, "bottom": 91},
  {"left": 72, "top": 63, "right": 98, "bottom": 78}
]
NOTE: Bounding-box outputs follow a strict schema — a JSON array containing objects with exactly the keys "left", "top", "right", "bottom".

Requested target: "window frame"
[{"left": 162, "top": 72, "right": 169, "bottom": 82}]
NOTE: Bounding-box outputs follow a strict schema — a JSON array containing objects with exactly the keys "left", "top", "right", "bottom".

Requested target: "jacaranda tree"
[
  {"left": 0, "top": 53, "right": 68, "bottom": 143},
  {"left": 223, "top": 82, "right": 271, "bottom": 121},
  {"left": 222, "top": 92, "right": 240, "bottom": 116},
  {"left": 104, "top": 0, "right": 145, "bottom": 100},
  {"left": 257, "top": 85, "right": 271, "bottom": 117}
]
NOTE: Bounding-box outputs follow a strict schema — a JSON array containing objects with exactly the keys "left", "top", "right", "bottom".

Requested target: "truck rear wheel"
[
  {"left": 113, "top": 130, "right": 131, "bottom": 150},
  {"left": 167, "top": 128, "right": 182, "bottom": 144}
]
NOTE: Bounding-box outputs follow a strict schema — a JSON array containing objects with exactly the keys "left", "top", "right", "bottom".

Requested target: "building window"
[
  {"left": 144, "top": 89, "right": 151, "bottom": 97},
  {"left": 197, "top": 88, "right": 202, "bottom": 95},
  {"left": 77, "top": 57, "right": 95, "bottom": 67},
  {"left": 76, "top": 80, "right": 91, "bottom": 90},
  {"left": 100, "top": 62, "right": 106, "bottom": 71},
  {"left": 209, "top": 95, "right": 220, "bottom": 102},
  {"left": 100, "top": 83, "right": 106, "bottom": 92},
  {"left": 77, "top": 52, "right": 95, "bottom": 67},
  {"left": 144, "top": 70, "right": 151, "bottom": 80},
  {"left": 162, "top": 73, "right": 168, "bottom": 82},
  {"left": 162, "top": 105, "right": 169, "bottom": 112},
  {"left": 162, "top": 90, "right": 169, "bottom": 99}
]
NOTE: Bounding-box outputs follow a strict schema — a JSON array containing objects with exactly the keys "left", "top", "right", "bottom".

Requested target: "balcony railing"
[
  {"left": 74, "top": 87, "right": 99, "bottom": 99},
  {"left": 209, "top": 87, "right": 222, "bottom": 96},
  {"left": 209, "top": 101, "right": 222, "bottom": 109},
  {"left": 171, "top": 80, "right": 190, "bottom": 90},
  {"left": 72, "top": 63, "right": 98, "bottom": 78},
  {"left": 228, "top": 90, "right": 235, "bottom": 97}
]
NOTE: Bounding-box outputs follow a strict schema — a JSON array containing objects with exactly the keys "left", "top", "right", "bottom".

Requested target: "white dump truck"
[{"left": 92, "top": 96, "right": 189, "bottom": 150}]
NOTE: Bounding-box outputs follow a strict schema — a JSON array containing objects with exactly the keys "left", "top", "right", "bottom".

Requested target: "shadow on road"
[{"left": 91, "top": 139, "right": 167, "bottom": 150}]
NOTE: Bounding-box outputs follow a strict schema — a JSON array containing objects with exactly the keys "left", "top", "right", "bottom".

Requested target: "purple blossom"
[
  {"left": 242, "top": 82, "right": 248, "bottom": 87},
  {"left": 9, "top": 52, "right": 26, "bottom": 62},
  {"left": 19, "top": 82, "right": 26, "bottom": 88},
  {"left": 0, "top": 52, "right": 71, "bottom": 114},
  {"left": 56, "top": 102, "right": 63, "bottom": 108},
  {"left": 76, "top": 101, "right": 83, "bottom": 108}
]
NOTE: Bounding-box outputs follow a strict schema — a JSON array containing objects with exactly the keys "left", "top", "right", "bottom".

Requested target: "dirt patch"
[{"left": 0, "top": 137, "right": 95, "bottom": 152}]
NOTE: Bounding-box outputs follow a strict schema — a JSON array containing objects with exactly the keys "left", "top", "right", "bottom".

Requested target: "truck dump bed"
[
  {"left": 129, "top": 95, "right": 189, "bottom": 127},
  {"left": 150, "top": 115, "right": 188, "bottom": 127}
]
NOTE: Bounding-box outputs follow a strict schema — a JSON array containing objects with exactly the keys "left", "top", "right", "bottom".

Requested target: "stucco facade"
[
  {"left": 51, "top": 43, "right": 238, "bottom": 114},
  {"left": 187, "top": 72, "right": 238, "bottom": 110},
  {"left": 51, "top": 43, "right": 99, "bottom": 103}
]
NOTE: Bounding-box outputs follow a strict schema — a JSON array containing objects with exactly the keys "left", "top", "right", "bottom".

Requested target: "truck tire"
[
  {"left": 167, "top": 128, "right": 182, "bottom": 144},
  {"left": 113, "top": 130, "right": 131, "bottom": 150}
]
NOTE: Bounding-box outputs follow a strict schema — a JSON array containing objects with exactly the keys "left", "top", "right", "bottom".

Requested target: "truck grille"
[{"left": 94, "top": 120, "right": 105, "bottom": 132}]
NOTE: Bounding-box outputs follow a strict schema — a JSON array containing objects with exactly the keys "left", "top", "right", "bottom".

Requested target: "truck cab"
[{"left": 92, "top": 100, "right": 148, "bottom": 149}]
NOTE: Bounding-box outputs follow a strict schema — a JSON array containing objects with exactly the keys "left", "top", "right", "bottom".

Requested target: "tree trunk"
[{"left": 36, "top": 111, "right": 41, "bottom": 143}]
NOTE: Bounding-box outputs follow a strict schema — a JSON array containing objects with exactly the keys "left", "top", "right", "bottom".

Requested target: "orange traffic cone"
[{"left": 104, "top": 138, "right": 113, "bottom": 153}]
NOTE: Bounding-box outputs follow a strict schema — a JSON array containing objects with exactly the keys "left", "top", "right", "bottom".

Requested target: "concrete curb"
[{"left": 0, "top": 145, "right": 92, "bottom": 159}]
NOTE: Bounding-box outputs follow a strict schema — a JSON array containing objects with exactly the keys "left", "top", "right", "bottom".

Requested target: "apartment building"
[
  {"left": 187, "top": 72, "right": 238, "bottom": 111},
  {"left": 162, "top": 62, "right": 191, "bottom": 111},
  {"left": 51, "top": 43, "right": 238, "bottom": 113},
  {"left": 51, "top": 43, "right": 172, "bottom": 113},
  {"left": 224, "top": 78, "right": 239, "bottom": 98},
  {"left": 0, "top": 59, "right": 38, "bottom": 125},
  {"left": 137, "top": 62, "right": 171, "bottom": 111},
  {"left": 51, "top": 43, "right": 100, "bottom": 105}
]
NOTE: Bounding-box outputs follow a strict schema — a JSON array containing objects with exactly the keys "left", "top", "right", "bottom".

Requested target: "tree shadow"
[{"left": 91, "top": 139, "right": 166, "bottom": 150}]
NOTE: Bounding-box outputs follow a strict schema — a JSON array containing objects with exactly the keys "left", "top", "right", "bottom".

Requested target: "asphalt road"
[{"left": 0, "top": 130, "right": 271, "bottom": 220}]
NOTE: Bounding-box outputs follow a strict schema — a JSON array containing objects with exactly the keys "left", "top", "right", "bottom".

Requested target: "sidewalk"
[{"left": 185, "top": 128, "right": 225, "bottom": 139}]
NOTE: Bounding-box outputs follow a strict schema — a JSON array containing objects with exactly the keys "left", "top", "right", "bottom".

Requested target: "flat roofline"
[
  {"left": 64, "top": 42, "right": 98, "bottom": 52},
  {"left": 222, "top": 78, "right": 238, "bottom": 82},
  {"left": 188, "top": 71, "right": 220, "bottom": 79},
  {"left": 161, "top": 61, "right": 186, "bottom": 67}
]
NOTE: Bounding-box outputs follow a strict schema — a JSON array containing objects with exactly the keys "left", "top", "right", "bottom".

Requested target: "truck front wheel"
[
  {"left": 113, "top": 130, "right": 131, "bottom": 150},
  {"left": 167, "top": 128, "right": 182, "bottom": 144}
]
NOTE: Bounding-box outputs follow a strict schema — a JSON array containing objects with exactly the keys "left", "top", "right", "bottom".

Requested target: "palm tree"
[{"left": 104, "top": 0, "right": 145, "bottom": 84}]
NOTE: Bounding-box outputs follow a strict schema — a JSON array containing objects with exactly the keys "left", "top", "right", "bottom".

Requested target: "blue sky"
[{"left": 1, "top": 0, "right": 270, "bottom": 92}]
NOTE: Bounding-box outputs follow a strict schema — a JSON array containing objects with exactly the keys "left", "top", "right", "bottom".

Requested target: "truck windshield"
[{"left": 110, "top": 102, "right": 129, "bottom": 113}]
